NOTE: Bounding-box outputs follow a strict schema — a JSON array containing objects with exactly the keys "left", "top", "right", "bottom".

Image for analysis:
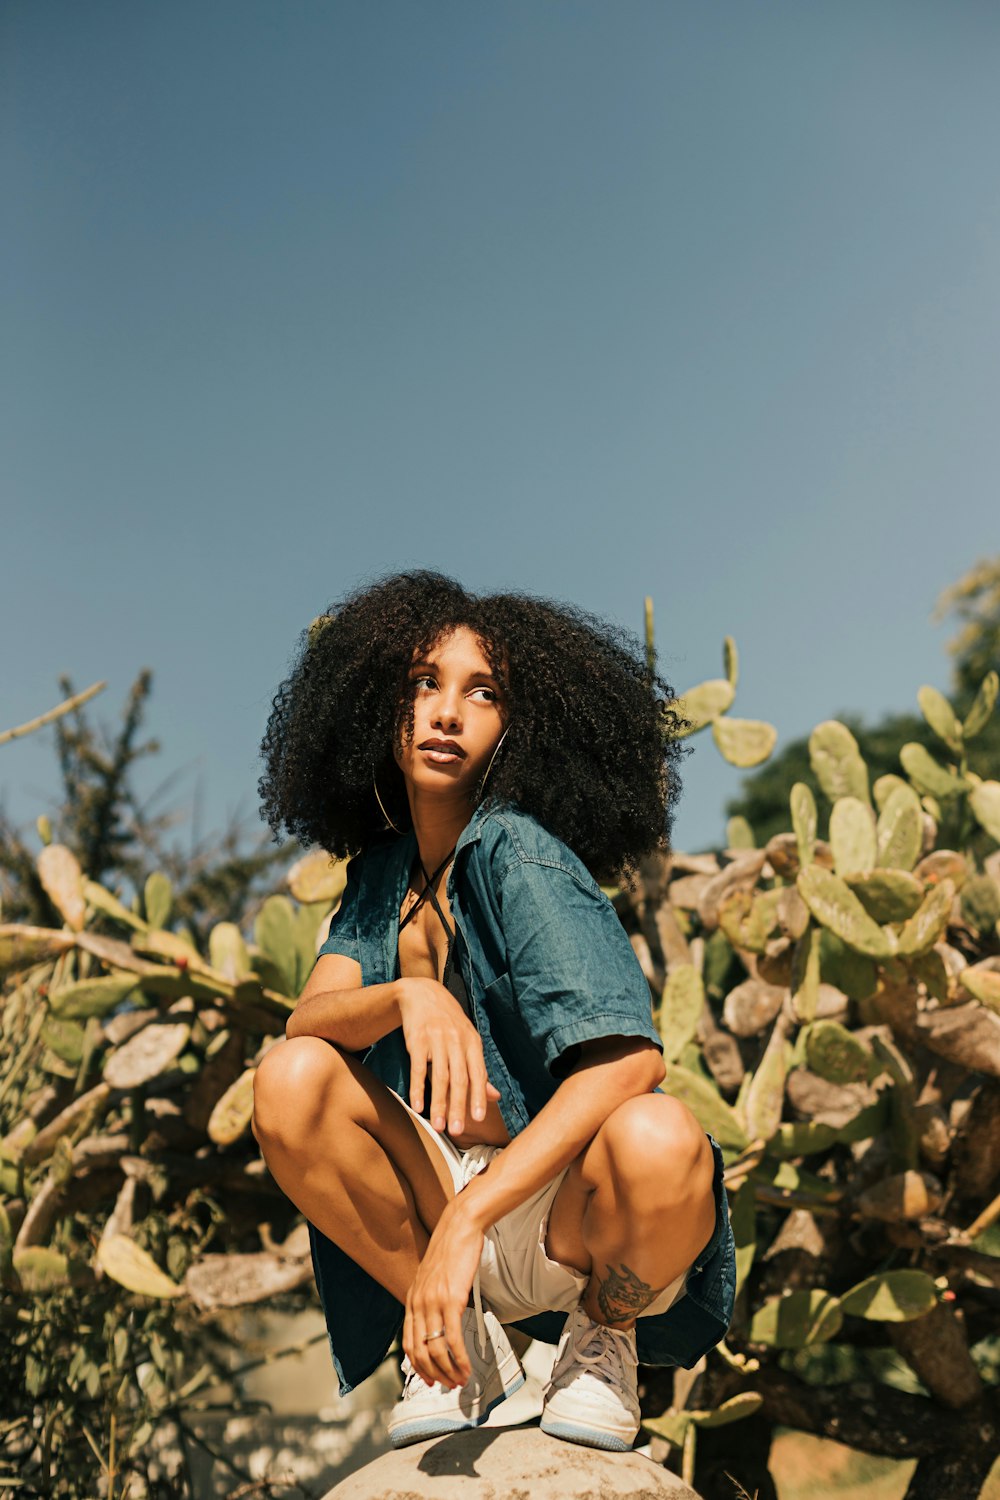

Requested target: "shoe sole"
[
  {"left": 388, "top": 1369, "right": 526, "bottom": 1449},
  {"left": 539, "top": 1414, "right": 635, "bottom": 1452}
]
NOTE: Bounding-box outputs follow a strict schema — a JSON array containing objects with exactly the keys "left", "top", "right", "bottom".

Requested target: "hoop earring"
[
  {"left": 476, "top": 727, "right": 509, "bottom": 803},
  {"left": 372, "top": 767, "right": 408, "bottom": 835}
]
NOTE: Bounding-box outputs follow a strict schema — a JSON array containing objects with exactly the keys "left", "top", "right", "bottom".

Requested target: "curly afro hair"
[{"left": 258, "top": 570, "right": 691, "bottom": 883}]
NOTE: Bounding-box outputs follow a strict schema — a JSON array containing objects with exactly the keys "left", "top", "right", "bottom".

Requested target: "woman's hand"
[
  {"left": 403, "top": 1198, "right": 484, "bottom": 1388},
  {"left": 397, "top": 977, "right": 500, "bottom": 1135}
]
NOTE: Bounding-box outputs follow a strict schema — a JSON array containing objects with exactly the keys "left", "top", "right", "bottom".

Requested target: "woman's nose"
[{"left": 432, "top": 690, "right": 462, "bottom": 731}]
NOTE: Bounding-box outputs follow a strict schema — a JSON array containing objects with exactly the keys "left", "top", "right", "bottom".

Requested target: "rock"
[{"left": 321, "top": 1425, "right": 701, "bottom": 1499}]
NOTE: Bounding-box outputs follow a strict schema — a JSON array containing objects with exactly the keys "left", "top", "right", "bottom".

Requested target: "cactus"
[
  {"left": 829, "top": 796, "right": 877, "bottom": 877},
  {"left": 103, "top": 1016, "right": 192, "bottom": 1089},
  {"left": 962, "top": 668, "right": 998, "bottom": 738},
  {"left": 843, "top": 868, "right": 924, "bottom": 923},
  {"left": 749, "top": 1290, "right": 844, "bottom": 1349},
  {"left": 808, "top": 720, "right": 870, "bottom": 805},
  {"left": 917, "top": 684, "right": 964, "bottom": 754},
  {"left": 959, "top": 872, "right": 1000, "bottom": 933},
  {"left": 712, "top": 715, "right": 778, "bottom": 768},
  {"left": 48, "top": 974, "right": 139, "bottom": 1019},
  {"left": 36, "top": 845, "right": 86, "bottom": 932},
  {"left": 286, "top": 848, "right": 348, "bottom": 905},
  {"left": 900, "top": 742, "right": 968, "bottom": 801},
  {"left": 968, "top": 779, "right": 1000, "bottom": 842},
  {"left": 674, "top": 678, "right": 735, "bottom": 737},
  {"left": 875, "top": 782, "right": 924, "bottom": 870},
  {"left": 743, "top": 1018, "right": 790, "bottom": 1142},
  {"left": 895, "top": 877, "right": 955, "bottom": 956},
  {"left": 960, "top": 961, "right": 1000, "bottom": 1014},
  {"left": 797, "top": 864, "right": 896, "bottom": 959},
  {"left": 838, "top": 1269, "right": 938, "bottom": 1322},
  {"left": 143, "top": 871, "right": 173, "bottom": 929},
  {"left": 790, "top": 781, "right": 818, "bottom": 870},
  {"left": 96, "top": 1233, "right": 183, "bottom": 1299},
  {"left": 725, "top": 814, "right": 755, "bottom": 849},
  {"left": 207, "top": 1066, "right": 256, "bottom": 1145},
  {"left": 803, "top": 1020, "right": 871, "bottom": 1085},
  {"left": 658, "top": 964, "right": 704, "bottom": 1061}
]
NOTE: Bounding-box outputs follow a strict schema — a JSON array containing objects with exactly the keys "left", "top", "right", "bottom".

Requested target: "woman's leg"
[
  {"left": 251, "top": 1037, "right": 457, "bottom": 1304},
  {"left": 545, "top": 1092, "right": 717, "bottom": 1325}
]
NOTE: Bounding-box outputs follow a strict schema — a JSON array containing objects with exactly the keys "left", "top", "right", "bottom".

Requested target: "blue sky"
[{"left": 3, "top": 1, "right": 998, "bottom": 860}]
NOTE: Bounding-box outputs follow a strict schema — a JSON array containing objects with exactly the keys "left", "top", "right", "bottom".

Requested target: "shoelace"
[{"left": 549, "top": 1310, "right": 638, "bottom": 1392}]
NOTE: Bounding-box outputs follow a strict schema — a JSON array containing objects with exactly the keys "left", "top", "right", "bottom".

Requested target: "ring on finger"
[{"left": 424, "top": 1328, "right": 447, "bottom": 1341}]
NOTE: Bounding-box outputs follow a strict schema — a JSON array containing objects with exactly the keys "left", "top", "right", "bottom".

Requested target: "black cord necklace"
[{"left": 398, "top": 844, "right": 457, "bottom": 933}]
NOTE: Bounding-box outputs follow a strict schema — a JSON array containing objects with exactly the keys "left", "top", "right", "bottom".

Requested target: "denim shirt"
[{"left": 307, "top": 801, "right": 736, "bottom": 1395}]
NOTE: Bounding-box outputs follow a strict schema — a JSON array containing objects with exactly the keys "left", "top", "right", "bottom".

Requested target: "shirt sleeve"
[
  {"left": 313, "top": 853, "right": 363, "bottom": 969},
  {"left": 495, "top": 856, "right": 662, "bottom": 1077}
]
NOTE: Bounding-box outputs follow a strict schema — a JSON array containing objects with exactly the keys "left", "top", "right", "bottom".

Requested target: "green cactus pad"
[
  {"left": 838, "top": 1270, "right": 937, "bottom": 1322},
  {"left": 969, "top": 780, "right": 1000, "bottom": 843},
  {"left": 37, "top": 844, "right": 86, "bottom": 932},
  {"left": 723, "top": 635, "right": 739, "bottom": 689},
  {"left": 718, "top": 886, "right": 782, "bottom": 954},
  {"left": 49, "top": 975, "right": 140, "bottom": 1019},
  {"left": 287, "top": 849, "right": 349, "bottom": 905},
  {"left": 0, "top": 924, "right": 76, "bottom": 975},
  {"left": 84, "top": 880, "right": 147, "bottom": 931},
  {"left": 843, "top": 869, "right": 924, "bottom": 923},
  {"left": 661, "top": 1063, "right": 748, "bottom": 1148},
  {"left": 97, "top": 1234, "right": 183, "bottom": 1299},
  {"left": 895, "top": 878, "right": 955, "bottom": 956},
  {"left": 770, "top": 1119, "right": 841, "bottom": 1158},
  {"left": 695, "top": 1392, "right": 765, "bottom": 1428},
  {"left": 143, "top": 872, "right": 173, "bottom": 930},
  {"left": 804, "top": 1020, "right": 872, "bottom": 1085},
  {"left": 962, "top": 669, "right": 998, "bottom": 739},
  {"left": 658, "top": 964, "right": 704, "bottom": 1062},
  {"left": 207, "top": 1068, "right": 256, "bottom": 1145},
  {"left": 103, "top": 1019, "right": 192, "bottom": 1089},
  {"left": 959, "top": 874, "right": 1000, "bottom": 933},
  {"left": 712, "top": 716, "right": 778, "bottom": 768},
  {"left": 960, "top": 962, "right": 1000, "bottom": 1014},
  {"left": 208, "top": 922, "right": 252, "bottom": 982},
  {"left": 40, "top": 1017, "right": 86, "bottom": 1065},
  {"left": 749, "top": 1290, "right": 844, "bottom": 1349},
  {"left": 875, "top": 784, "right": 924, "bottom": 871},
  {"left": 744, "top": 1022, "right": 789, "bottom": 1142},
  {"left": 829, "top": 797, "right": 877, "bottom": 877},
  {"left": 674, "top": 678, "right": 735, "bottom": 737},
  {"left": 797, "top": 864, "right": 897, "bottom": 959},
  {"left": 790, "top": 926, "right": 821, "bottom": 1022},
  {"left": 873, "top": 774, "right": 912, "bottom": 812},
  {"left": 899, "top": 743, "right": 968, "bottom": 801},
  {"left": 254, "top": 896, "right": 299, "bottom": 996},
  {"left": 725, "top": 814, "right": 756, "bottom": 849},
  {"left": 790, "top": 782, "right": 818, "bottom": 870},
  {"left": 13, "top": 1247, "right": 72, "bottom": 1293},
  {"left": 808, "top": 722, "right": 870, "bottom": 806},
  {"left": 917, "top": 685, "right": 963, "bottom": 753},
  {"left": 856, "top": 1170, "right": 942, "bottom": 1222},
  {"left": 729, "top": 1181, "right": 756, "bottom": 1299}
]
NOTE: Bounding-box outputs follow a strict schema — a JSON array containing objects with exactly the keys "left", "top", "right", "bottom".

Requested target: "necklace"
[{"left": 398, "top": 844, "right": 457, "bottom": 933}]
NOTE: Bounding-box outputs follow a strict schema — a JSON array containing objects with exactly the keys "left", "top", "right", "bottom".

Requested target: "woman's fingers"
[
  {"left": 408, "top": 1037, "right": 428, "bottom": 1114},
  {"left": 466, "top": 1042, "right": 489, "bottom": 1123},
  {"left": 447, "top": 1042, "right": 469, "bottom": 1135},
  {"left": 428, "top": 1036, "right": 450, "bottom": 1132}
]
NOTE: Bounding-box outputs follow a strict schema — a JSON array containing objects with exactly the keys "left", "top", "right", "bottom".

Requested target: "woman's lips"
[{"left": 419, "top": 740, "right": 466, "bottom": 763}]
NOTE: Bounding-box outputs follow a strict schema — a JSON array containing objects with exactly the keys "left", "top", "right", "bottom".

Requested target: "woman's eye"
[
  {"left": 413, "top": 675, "right": 437, "bottom": 692},
  {"left": 469, "top": 687, "right": 498, "bottom": 703}
]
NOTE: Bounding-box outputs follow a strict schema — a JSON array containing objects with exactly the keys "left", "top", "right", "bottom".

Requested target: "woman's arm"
[
  {"left": 286, "top": 954, "right": 499, "bottom": 1130},
  {"left": 403, "top": 1034, "right": 665, "bottom": 1387}
]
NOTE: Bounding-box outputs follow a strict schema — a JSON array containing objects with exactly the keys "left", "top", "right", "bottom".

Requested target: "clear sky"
[{"left": 3, "top": 1, "right": 998, "bottom": 861}]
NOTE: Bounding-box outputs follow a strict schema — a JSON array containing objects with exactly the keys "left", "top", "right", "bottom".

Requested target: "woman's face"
[{"left": 394, "top": 625, "right": 506, "bottom": 801}]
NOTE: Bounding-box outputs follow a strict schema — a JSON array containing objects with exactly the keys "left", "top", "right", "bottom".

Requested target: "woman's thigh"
[{"left": 253, "top": 1037, "right": 460, "bottom": 1226}]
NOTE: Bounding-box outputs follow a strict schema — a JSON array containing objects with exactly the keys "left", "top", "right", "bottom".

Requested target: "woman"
[{"left": 253, "top": 571, "right": 735, "bottom": 1453}]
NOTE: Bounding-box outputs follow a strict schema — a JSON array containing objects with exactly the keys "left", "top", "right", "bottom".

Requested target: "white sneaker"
[
  {"left": 540, "top": 1304, "right": 641, "bottom": 1451},
  {"left": 386, "top": 1301, "right": 525, "bottom": 1449}
]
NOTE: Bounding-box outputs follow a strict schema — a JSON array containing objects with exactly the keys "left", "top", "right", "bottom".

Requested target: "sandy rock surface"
[{"left": 321, "top": 1425, "right": 701, "bottom": 1499}]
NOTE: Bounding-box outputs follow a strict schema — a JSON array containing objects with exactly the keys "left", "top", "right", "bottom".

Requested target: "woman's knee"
[
  {"left": 595, "top": 1093, "right": 713, "bottom": 1205},
  {"left": 251, "top": 1035, "right": 350, "bottom": 1152}
]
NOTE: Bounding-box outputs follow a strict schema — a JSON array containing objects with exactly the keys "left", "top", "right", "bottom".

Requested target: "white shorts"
[{"left": 395, "top": 1091, "right": 688, "bottom": 1327}]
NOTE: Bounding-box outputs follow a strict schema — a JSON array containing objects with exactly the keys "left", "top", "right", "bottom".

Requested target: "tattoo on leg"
[{"left": 596, "top": 1260, "right": 660, "bottom": 1323}]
